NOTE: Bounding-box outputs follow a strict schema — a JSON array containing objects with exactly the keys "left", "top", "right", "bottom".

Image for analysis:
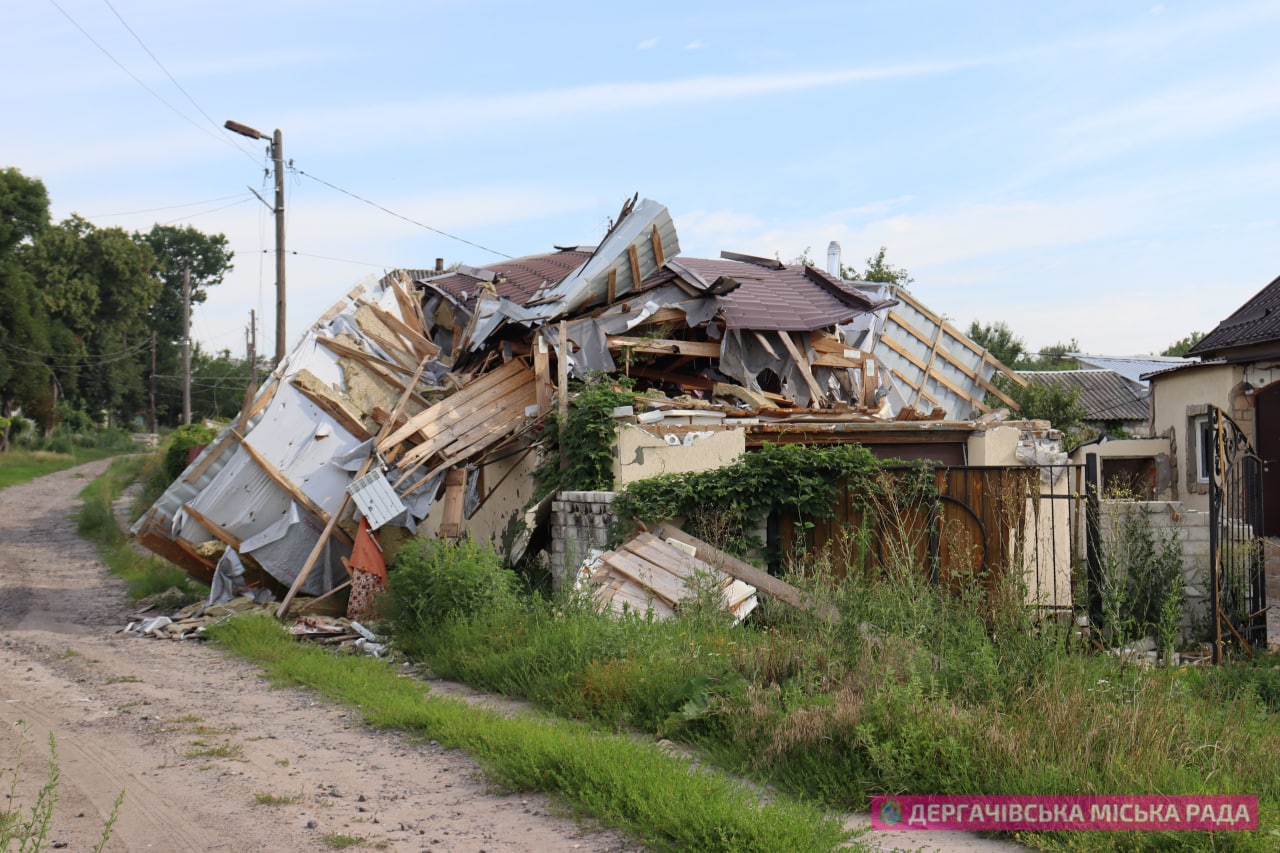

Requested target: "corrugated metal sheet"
[
  {"left": 1071, "top": 354, "right": 1196, "bottom": 385},
  {"left": 525, "top": 198, "right": 679, "bottom": 316}
]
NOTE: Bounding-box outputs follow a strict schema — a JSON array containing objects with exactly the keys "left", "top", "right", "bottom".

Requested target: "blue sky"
[{"left": 6, "top": 1, "right": 1279, "bottom": 358}]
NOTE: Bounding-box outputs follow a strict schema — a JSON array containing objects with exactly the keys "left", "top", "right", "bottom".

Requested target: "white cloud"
[
  {"left": 684, "top": 39, "right": 706, "bottom": 50},
  {"left": 286, "top": 58, "right": 988, "bottom": 138},
  {"left": 636, "top": 38, "right": 658, "bottom": 50}
]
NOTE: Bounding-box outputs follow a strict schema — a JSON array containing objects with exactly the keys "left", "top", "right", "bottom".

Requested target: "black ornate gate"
[{"left": 1209, "top": 407, "right": 1267, "bottom": 661}]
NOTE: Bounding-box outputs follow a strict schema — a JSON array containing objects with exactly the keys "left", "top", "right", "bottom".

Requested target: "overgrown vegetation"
[
  {"left": 1094, "top": 498, "right": 1186, "bottom": 655},
  {"left": 379, "top": 526, "right": 1279, "bottom": 852},
  {"left": 74, "top": 453, "right": 203, "bottom": 602},
  {"left": 613, "top": 442, "right": 916, "bottom": 557},
  {"left": 533, "top": 374, "right": 635, "bottom": 497},
  {"left": 207, "top": 614, "right": 852, "bottom": 852}
]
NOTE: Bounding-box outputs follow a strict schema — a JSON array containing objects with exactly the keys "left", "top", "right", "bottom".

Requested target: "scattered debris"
[{"left": 132, "top": 197, "right": 1026, "bottom": 619}]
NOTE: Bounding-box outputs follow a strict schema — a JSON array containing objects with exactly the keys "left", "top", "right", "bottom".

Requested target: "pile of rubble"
[{"left": 132, "top": 196, "right": 1025, "bottom": 623}]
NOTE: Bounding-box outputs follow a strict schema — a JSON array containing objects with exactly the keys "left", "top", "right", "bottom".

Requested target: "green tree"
[
  {"left": 1019, "top": 339, "right": 1079, "bottom": 371},
  {"left": 1160, "top": 331, "right": 1204, "bottom": 357},
  {"left": 136, "top": 225, "right": 234, "bottom": 419},
  {"left": 1006, "top": 381, "right": 1090, "bottom": 448},
  {"left": 26, "top": 216, "right": 160, "bottom": 428},
  {"left": 0, "top": 168, "right": 54, "bottom": 448},
  {"left": 968, "top": 320, "right": 1026, "bottom": 367},
  {"left": 854, "top": 246, "right": 914, "bottom": 286}
]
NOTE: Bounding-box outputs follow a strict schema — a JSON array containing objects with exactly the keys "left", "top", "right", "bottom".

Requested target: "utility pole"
[
  {"left": 224, "top": 120, "right": 287, "bottom": 365},
  {"left": 182, "top": 266, "right": 192, "bottom": 426},
  {"left": 271, "top": 129, "right": 286, "bottom": 366},
  {"left": 248, "top": 309, "right": 258, "bottom": 387},
  {"left": 149, "top": 331, "right": 157, "bottom": 434}
]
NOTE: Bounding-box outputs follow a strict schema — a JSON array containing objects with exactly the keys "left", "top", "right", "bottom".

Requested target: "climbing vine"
[
  {"left": 613, "top": 443, "right": 935, "bottom": 556},
  {"left": 533, "top": 374, "right": 635, "bottom": 497}
]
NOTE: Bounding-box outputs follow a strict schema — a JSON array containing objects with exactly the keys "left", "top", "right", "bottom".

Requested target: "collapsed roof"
[{"left": 134, "top": 196, "right": 1026, "bottom": 614}]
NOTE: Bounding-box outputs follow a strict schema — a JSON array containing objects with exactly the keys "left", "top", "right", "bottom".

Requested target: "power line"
[
  {"left": 285, "top": 249, "right": 397, "bottom": 268},
  {"left": 84, "top": 193, "right": 250, "bottom": 219},
  {"left": 294, "top": 168, "right": 514, "bottom": 260},
  {"left": 102, "top": 0, "right": 229, "bottom": 137},
  {"left": 45, "top": 0, "right": 259, "bottom": 164},
  {"left": 159, "top": 195, "right": 256, "bottom": 225}
]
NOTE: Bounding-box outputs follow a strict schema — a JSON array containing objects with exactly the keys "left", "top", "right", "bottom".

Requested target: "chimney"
[
  {"left": 826, "top": 241, "right": 842, "bottom": 278},
  {"left": 435, "top": 258, "right": 445, "bottom": 273}
]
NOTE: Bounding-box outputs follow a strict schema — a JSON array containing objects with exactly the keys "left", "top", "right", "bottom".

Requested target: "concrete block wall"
[
  {"left": 1100, "top": 500, "right": 1211, "bottom": 639},
  {"left": 550, "top": 491, "right": 617, "bottom": 589}
]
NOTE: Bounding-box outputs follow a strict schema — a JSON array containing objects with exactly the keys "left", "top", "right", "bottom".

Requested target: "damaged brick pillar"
[{"left": 550, "top": 491, "right": 617, "bottom": 590}]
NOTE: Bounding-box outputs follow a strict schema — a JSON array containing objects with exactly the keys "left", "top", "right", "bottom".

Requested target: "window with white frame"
[{"left": 1193, "top": 414, "right": 1215, "bottom": 483}]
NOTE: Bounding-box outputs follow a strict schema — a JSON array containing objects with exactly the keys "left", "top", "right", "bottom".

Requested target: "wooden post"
[
  {"left": 533, "top": 332, "right": 551, "bottom": 416},
  {"left": 558, "top": 321, "right": 570, "bottom": 472}
]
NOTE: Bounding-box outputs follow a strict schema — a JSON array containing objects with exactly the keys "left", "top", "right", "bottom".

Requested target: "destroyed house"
[{"left": 135, "top": 197, "right": 1055, "bottom": 620}]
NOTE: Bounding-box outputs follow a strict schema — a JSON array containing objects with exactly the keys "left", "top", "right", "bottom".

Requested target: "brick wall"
[{"left": 550, "top": 491, "right": 617, "bottom": 589}]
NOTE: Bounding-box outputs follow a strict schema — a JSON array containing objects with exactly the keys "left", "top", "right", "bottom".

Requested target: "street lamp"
[{"left": 225, "top": 120, "right": 287, "bottom": 366}]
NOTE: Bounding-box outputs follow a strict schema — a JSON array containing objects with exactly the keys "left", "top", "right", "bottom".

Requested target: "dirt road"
[
  {"left": 0, "top": 459, "right": 636, "bottom": 852},
  {"left": 0, "top": 460, "right": 1024, "bottom": 853}
]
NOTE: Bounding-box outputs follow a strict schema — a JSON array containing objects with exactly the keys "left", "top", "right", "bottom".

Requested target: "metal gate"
[{"left": 1209, "top": 406, "right": 1267, "bottom": 661}]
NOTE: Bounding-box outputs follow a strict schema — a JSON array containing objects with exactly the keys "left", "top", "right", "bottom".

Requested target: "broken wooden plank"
[
  {"left": 291, "top": 377, "right": 374, "bottom": 442},
  {"left": 775, "top": 331, "right": 826, "bottom": 407},
  {"left": 180, "top": 502, "right": 243, "bottom": 551},
  {"left": 650, "top": 225, "right": 665, "bottom": 266},
  {"left": 601, "top": 549, "right": 685, "bottom": 608},
  {"left": 533, "top": 333, "right": 551, "bottom": 416},
  {"left": 606, "top": 336, "right": 721, "bottom": 358},
  {"left": 811, "top": 351, "right": 865, "bottom": 369},
  {"left": 656, "top": 525, "right": 839, "bottom": 624},
  {"left": 627, "top": 244, "right": 641, "bottom": 293},
  {"left": 395, "top": 383, "right": 536, "bottom": 474},
  {"left": 379, "top": 358, "right": 530, "bottom": 451},
  {"left": 437, "top": 467, "right": 467, "bottom": 538},
  {"left": 318, "top": 335, "right": 422, "bottom": 381},
  {"left": 370, "top": 294, "right": 439, "bottom": 359},
  {"left": 386, "top": 371, "right": 535, "bottom": 467}
]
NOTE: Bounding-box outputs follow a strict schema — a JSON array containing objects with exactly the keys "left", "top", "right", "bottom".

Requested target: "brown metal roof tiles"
[
  {"left": 649, "top": 256, "right": 875, "bottom": 331},
  {"left": 420, "top": 249, "right": 592, "bottom": 309}
]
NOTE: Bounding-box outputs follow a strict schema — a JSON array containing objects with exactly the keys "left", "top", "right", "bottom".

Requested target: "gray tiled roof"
[
  {"left": 1189, "top": 272, "right": 1280, "bottom": 358},
  {"left": 1017, "top": 369, "right": 1150, "bottom": 422}
]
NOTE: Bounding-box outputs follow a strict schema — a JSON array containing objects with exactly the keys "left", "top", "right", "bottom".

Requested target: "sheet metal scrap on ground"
[{"left": 131, "top": 196, "right": 1026, "bottom": 627}]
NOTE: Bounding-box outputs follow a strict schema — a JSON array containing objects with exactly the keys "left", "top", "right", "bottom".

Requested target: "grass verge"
[
  {"left": 206, "top": 614, "right": 855, "bottom": 852},
  {"left": 382, "top": 538, "right": 1280, "bottom": 853},
  {"left": 74, "top": 454, "right": 204, "bottom": 602},
  {"left": 0, "top": 447, "right": 123, "bottom": 491}
]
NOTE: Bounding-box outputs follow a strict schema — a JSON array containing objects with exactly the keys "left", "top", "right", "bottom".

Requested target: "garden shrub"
[
  {"left": 385, "top": 538, "right": 521, "bottom": 647},
  {"left": 163, "top": 422, "right": 218, "bottom": 480}
]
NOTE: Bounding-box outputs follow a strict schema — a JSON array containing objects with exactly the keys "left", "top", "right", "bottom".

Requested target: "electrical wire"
[
  {"left": 45, "top": 0, "right": 259, "bottom": 164},
  {"left": 84, "top": 193, "right": 251, "bottom": 220},
  {"left": 285, "top": 249, "right": 396, "bottom": 268},
  {"left": 159, "top": 195, "right": 256, "bottom": 225},
  {"left": 293, "top": 169, "right": 514, "bottom": 260},
  {"left": 101, "top": 0, "right": 232, "bottom": 139}
]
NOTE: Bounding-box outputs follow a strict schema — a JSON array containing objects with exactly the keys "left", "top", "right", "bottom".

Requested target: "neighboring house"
[
  {"left": 1146, "top": 272, "right": 1280, "bottom": 535},
  {"left": 1017, "top": 368, "right": 1151, "bottom": 437}
]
